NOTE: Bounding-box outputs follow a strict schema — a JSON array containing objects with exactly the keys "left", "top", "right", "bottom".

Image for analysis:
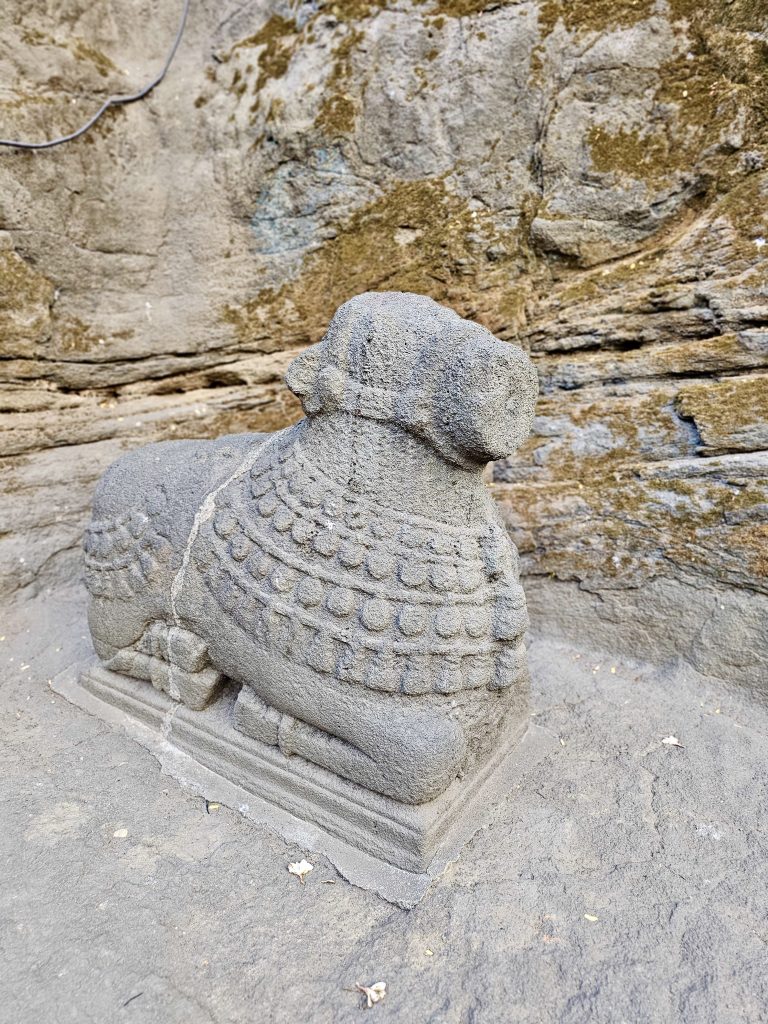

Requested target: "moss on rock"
[
  {"left": 538, "top": 0, "right": 653, "bottom": 37},
  {"left": 0, "top": 252, "right": 54, "bottom": 358},
  {"left": 224, "top": 177, "right": 527, "bottom": 347},
  {"left": 314, "top": 27, "right": 364, "bottom": 135}
]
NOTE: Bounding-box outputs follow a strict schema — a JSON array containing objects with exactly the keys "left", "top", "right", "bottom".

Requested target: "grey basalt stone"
[{"left": 81, "top": 291, "right": 538, "bottom": 878}]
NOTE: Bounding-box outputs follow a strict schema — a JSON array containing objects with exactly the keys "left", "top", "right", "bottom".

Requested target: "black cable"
[{"left": 0, "top": 0, "right": 191, "bottom": 150}]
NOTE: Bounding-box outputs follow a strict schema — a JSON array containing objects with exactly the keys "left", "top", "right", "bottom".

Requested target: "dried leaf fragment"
[
  {"left": 356, "top": 982, "right": 386, "bottom": 1008},
  {"left": 288, "top": 859, "right": 313, "bottom": 884},
  {"left": 662, "top": 735, "right": 684, "bottom": 748}
]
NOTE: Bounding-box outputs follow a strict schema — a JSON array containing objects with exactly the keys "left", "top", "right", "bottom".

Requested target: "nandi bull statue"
[{"left": 83, "top": 292, "right": 538, "bottom": 817}]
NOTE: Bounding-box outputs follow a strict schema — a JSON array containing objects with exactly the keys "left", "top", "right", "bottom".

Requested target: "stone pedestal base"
[{"left": 53, "top": 660, "right": 555, "bottom": 907}]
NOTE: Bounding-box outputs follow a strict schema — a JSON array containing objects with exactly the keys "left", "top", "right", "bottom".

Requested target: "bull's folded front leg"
[{"left": 232, "top": 655, "right": 466, "bottom": 805}]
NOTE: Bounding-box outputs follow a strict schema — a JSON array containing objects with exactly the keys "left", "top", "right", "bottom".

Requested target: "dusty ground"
[{"left": 2, "top": 586, "right": 767, "bottom": 1024}]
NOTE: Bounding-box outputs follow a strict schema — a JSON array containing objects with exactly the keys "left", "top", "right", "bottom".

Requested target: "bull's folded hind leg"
[
  {"left": 233, "top": 686, "right": 385, "bottom": 789},
  {"left": 94, "top": 620, "right": 224, "bottom": 711}
]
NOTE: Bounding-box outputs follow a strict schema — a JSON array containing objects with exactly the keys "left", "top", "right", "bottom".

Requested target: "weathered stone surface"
[
  {"left": 81, "top": 293, "right": 538, "bottom": 876},
  {"left": 1, "top": 0, "right": 766, "bottom": 691}
]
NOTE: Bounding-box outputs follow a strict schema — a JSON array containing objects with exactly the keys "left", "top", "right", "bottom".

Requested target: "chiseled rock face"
[
  {"left": 83, "top": 292, "right": 538, "bottom": 804},
  {"left": 1, "top": 0, "right": 766, "bottom": 690}
]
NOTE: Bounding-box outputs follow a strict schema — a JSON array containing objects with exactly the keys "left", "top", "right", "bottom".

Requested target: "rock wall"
[{"left": 1, "top": 1, "right": 766, "bottom": 691}]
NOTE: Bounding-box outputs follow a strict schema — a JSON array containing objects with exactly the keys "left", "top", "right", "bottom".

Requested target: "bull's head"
[{"left": 285, "top": 291, "right": 538, "bottom": 469}]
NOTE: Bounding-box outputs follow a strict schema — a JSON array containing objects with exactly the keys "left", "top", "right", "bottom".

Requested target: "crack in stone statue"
[{"left": 83, "top": 292, "right": 538, "bottom": 807}]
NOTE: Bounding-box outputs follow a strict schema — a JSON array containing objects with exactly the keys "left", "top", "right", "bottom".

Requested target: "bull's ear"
[{"left": 285, "top": 344, "right": 321, "bottom": 408}]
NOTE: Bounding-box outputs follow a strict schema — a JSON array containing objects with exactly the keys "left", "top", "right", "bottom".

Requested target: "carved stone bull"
[{"left": 83, "top": 292, "right": 538, "bottom": 805}]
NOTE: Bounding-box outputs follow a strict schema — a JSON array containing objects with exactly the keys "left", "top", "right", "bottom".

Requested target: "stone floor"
[{"left": 2, "top": 587, "right": 767, "bottom": 1024}]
